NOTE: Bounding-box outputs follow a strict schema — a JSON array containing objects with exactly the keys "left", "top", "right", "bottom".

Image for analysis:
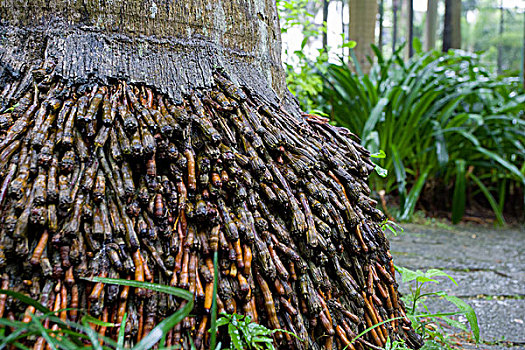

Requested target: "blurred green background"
[{"left": 278, "top": 0, "right": 524, "bottom": 224}]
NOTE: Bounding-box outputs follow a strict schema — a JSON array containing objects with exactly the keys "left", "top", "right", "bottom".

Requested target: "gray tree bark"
[
  {"left": 443, "top": 0, "right": 461, "bottom": 51},
  {"left": 349, "top": 0, "right": 378, "bottom": 74},
  {"left": 497, "top": 1, "right": 504, "bottom": 75},
  {"left": 407, "top": 0, "right": 414, "bottom": 57},
  {"left": 393, "top": 0, "right": 399, "bottom": 53},
  {"left": 322, "top": 0, "right": 329, "bottom": 51},
  {"left": 0, "top": 0, "right": 289, "bottom": 107},
  {"left": 379, "top": 0, "right": 384, "bottom": 54},
  {"left": 425, "top": 0, "right": 438, "bottom": 51}
]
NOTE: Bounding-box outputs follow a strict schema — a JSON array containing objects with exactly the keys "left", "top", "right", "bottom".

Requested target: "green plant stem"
[{"left": 209, "top": 250, "right": 219, "bottom": 350}]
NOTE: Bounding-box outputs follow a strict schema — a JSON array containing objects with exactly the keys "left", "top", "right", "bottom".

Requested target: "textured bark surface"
[
  {"left": 349, "top": 0, "right": 377, "bottom": 74},
  {"left": 0, "top": 0, "right": 288, "bottom": 105},
  {"left": 425, "top": 0, "right": 437, "bottom": 51},
  {"left": 0, "top": 72, "right": 423, "bottom": 349},
  {"left": 443, "top": 0, "right": 461, "bottom": 51}
]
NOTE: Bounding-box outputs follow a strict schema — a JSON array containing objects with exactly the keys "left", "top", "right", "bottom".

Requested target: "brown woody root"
[{"left": 0, "top": 61, "right": 423, "bottom": 349}]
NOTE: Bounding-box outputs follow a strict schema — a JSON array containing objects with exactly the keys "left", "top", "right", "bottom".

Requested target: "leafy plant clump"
[
  {"left": 216, "top": 313, "right": 296, "bottom": 350},
  {"left": 396, "top": 266, "right": 480, "bottom": 349},
  {"left": 277, "top": 0, "right": 329, "bottom": 112},
  {"left": 320, "top": 42, "right": 524, "bottom": 223},
  {"left": 0, "top": 278, "right": 194, "bottom": 350}
]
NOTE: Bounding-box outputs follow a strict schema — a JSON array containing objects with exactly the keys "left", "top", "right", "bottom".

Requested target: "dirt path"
[{"left": 390, "top": 223, "right": 525, "bottom": 350}]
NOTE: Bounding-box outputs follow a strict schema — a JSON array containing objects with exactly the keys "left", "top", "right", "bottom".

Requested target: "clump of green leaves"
[
  {"left": 383, "top": 337, "right": 414, "bottom": 350},
  {"left": 276, "top": 0, "right": 328, "bottom": 112},
  {"left": 320, "top": 41, "right": 525, "bottom": 223},
  {"left": 0, "top": 278, "right": 194, "bottom": 350},
  {"left": 396, "top": 266, "right": 480, "bottom": 349},
  {"left": 215, "top": 313, "right": 286, "bottom": 350},
  {"left": 348, "top": 266, "right": 480, "bottom": 349},
  {"left": 381, "top": 218, "right": 404, "bottom": 236},
  {"left": 285, "top": 49, "right": 328, "bottom": 113}
]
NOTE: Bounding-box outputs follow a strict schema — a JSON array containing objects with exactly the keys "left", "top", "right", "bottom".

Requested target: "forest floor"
[{"left": 390, "top": 223, "right": 525, "bottom": 350}]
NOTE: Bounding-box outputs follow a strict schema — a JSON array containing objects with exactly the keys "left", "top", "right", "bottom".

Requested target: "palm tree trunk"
[
  {"left": 349, "top": 0, "right": 378, "bottom": 74},
  {"left": 0, "top": 1, "right": 424, "bottom": 349},
  {"left": 443, "top": 0, "right": 462, "bottom": 51},
  {"left": 0, "top": 0, "right": 287, "bottom": 104},
  {"left": 323, "top": 0, "right": 330, "bottom": 51},
  {"left": 425, "top": 0, "right": 438, "bottom": 51}
]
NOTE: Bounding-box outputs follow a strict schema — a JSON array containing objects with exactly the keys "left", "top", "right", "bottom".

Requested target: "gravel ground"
[{"left": 390, "top": 223, "right": 525, "bottom": 349}]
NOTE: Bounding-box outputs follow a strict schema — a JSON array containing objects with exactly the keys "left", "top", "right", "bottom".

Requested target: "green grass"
[
  {"left": 395, "top": 266, "right": 480, "bottom": 350},
  {"left": 0, "top": 279, "right": 194, "bottom": 350},
  {"left": 0, "top": 250, "right": 283, "bottom": 350}
]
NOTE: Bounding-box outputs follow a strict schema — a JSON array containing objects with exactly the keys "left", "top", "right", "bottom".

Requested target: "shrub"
[{"left": 320, "top": 45, "right": 525, "bottom": 223}]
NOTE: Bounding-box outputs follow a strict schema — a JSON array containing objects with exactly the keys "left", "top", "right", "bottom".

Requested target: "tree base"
[{"left": 0, "top": 63, "right": 423, "bottom": 349}]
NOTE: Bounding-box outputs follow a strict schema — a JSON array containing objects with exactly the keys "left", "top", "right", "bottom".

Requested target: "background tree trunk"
[
  {"left": 425, "top": 0, "right": 438, "bottom": 51},
  {"left": 523, "top": 10, "right": 525, "bottom": 88},
  {"left": 393, "top": 0, "right": 399, "bottom": 53},
  {"left": 407, "top": 0, "right": 414, "bottom": 57},
  {"left": 323, "top": 0, "right": 330, "bottom": 51},
  {"left": 349, "top": 0, "right": 378, "bottom": 74},
  {"left": 443, "top": 0, "right": 462, "bottom": 51},
  {"left": 497, "top": 0, "right": 504, "bottom": 75},
  {"left": 401, "top": 0, "right": 411, "bottom": 59},
  {"left": 0, "top": 0, "right": 289, "bottom": 107},
  {"left": 379, "top": 0, "right": 385, "bottom": 55}
]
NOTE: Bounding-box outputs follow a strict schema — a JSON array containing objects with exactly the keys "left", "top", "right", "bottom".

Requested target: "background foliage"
[
  {"left": 279, "top": 0, "right": 525, "bottom": 223},
  {"left": 320, "top": 44, "right": 524, "bottom": 223}
]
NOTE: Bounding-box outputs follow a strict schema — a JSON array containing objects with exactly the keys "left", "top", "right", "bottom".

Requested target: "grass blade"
[
  {"left": 9, "top": 342, "right": 32, "bottom": 350},
  {"left": 82, "top": 278, "right": 194, "bottom": 350},
  {"left": 362, "top": 97, "right": 389, "bottom": 145},
  {"left": 347, "top": 312, "right": 461, "bottom": 347},
  {"left": 81, "top": 315, "right": 118, "bottom": 328},
  {"left": 431, "top": 120, "right": 449, "bottom": 167},
  {"left": 349, "top": 48, "right": 363, "bottom": 77},
  {"left": 452, "top": 159, "right": 467, "bottom": 224},
  {"left": 0, "top": 290, "right": 50, "bottom": 314},
  {"left": 30, "top": 317, "right": 57, "bottom": 350},
  {"left": 45, "top": 329, "right": 90, "bottom": 350},
  {"left": 391, "top": 145, "right": 407, "bottom": 205},
  {"left": 0, "top": 326, "right": 37, "bottom": 349},
  {"left": 133, "top": 299, "right": 194, "bottom": 350},
  {"left": 209, "top": 250, "right": 219, "bottom": 350},
  {"left": 469, "top": 173, "right": 506, "bottom": 226},
  {"left": 475, "top": 146, "right": 525, "bottom": 184},
  {"left": 0, "top": 318, "right": 28, "bottom": 329},
  {"left": 117, "top": 313, "right": 127, "bottom": 350},
  {"left": 443, "top": 295, "right": 480, "bottom": 342},
  {"left": 85, "top": 277, "right": 193, "bottom": 300},
  {"left": 399, "top": 167, "right": 430, "bottom": 221},
  {"left": 81, "top": 319, "right": 103, "bottom": 350},
  {"left": 498, "top": 179, "right": 506, "bottom": 214}
]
